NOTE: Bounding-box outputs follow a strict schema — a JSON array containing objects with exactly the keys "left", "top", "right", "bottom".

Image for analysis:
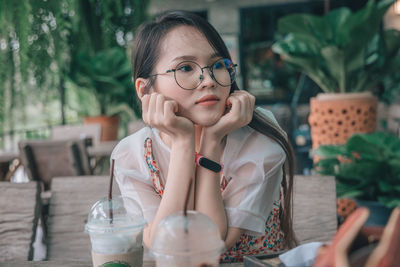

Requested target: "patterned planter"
[
  {"left": 308, "top": 92, "right": 378, "bottom": 149},
  {"left": 84, "top": 115, "right": 120, "bottom": 141}
]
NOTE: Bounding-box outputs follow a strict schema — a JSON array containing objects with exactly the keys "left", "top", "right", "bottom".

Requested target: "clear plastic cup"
[
  {"left": 85, "top": 195, "right": 146, "bottom": 267},
  {"left": 150, "top": 210, "right": 225, "bottom": 267}
]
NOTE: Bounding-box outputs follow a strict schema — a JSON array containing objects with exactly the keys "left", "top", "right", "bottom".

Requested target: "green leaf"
[
  {"left": 384, "top": 30, "right": 400, "bottom": 57},
  {"left": 378, "top": 180, "right": 395, "bottom": 193},
  {"left": 377, "top": 196, "right": 400, "bottom": 209},
  {"left": 314, "top": 158, "right": 339, "bottom": 175},
  {"left": 277, "top": 14, "right": 331, "bottom": 41},
  {"left": 337, "top": 161, "right": 383, "bottom": 183},
  {"left": 346, "top": 134, "right": 385, "bottom": 160},
  {"left": 321, "top": 46, "right": 347, "bottom": 92},
  {"left": 336, "top": 182, "right": 365, "bottom": 198},
  {"left": 314, "top": 145, "right": 348, "bottom": 159},
  {"left": 325, "top": 7, "right": 352, "bottom": 46}
]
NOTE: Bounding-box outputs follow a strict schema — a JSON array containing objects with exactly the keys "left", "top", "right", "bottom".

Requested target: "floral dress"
[{"left": 144, "top": 137, "right": 285, "bottom": 262}]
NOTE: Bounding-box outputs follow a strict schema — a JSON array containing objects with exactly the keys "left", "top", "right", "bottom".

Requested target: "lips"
[{"left": 196, "top": 95, "right": 220, "bottom": 105}]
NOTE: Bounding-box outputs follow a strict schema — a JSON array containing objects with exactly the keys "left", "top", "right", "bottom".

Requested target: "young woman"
[{"left": 111, "top": 10, "right": 296, "bottom": 262}]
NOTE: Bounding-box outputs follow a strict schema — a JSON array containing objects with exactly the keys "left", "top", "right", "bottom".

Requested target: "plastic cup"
[
  {"left": 150, "top": 210, "right": 225, "bottom": 267},
  {"left": 85, "top": 195, "right": 146, "bottom": 267}
]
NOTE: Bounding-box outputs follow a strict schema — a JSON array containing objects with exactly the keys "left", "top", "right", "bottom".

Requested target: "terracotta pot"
[
  {"left": 308, "top": 92, "right": 378, "bottom": 149},
  {"left": 84, "top": 115, "right": 120, "bottom": 141}
]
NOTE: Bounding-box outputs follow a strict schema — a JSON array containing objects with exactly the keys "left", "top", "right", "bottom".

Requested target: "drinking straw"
[
  {"left": 108, "top": 159, "right": 115, "bottom": 201},
  {"left": 108, "top": 159, "right": 115, "bottom": 224},
  {"left": 183, "top": 178, "right": 192, "bottom": 233}
]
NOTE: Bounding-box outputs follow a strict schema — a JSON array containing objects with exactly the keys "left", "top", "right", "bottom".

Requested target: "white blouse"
[{"left": 111, "top": 108, "right": 286, "bottom": 236}]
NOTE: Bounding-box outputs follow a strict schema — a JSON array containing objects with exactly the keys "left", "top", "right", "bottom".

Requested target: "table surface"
[{"left": 0, "top": 259, "right": 282, "bottom": 266}]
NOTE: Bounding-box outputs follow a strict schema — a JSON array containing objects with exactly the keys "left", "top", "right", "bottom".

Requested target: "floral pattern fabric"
[{"left": 144, "top": 137, "right": 284, "bottom": 262}]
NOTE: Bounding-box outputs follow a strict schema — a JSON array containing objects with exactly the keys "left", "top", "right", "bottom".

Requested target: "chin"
[{"left": 192, "top": 115, "right": 221, "bottom": 127}]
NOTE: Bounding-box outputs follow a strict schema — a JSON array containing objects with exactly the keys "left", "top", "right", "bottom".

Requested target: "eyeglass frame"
[{"left": 148, "top": 58, "right": 238, "bottom": 90}]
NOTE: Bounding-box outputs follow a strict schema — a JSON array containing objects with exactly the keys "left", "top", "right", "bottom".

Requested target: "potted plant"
[
  {"left": 272, "top": 0, "right": 400, "bottom": 149},
  {"left": 314, "top": 132, "right": 400, "bottom": 224},
  {"left": 70, "top": 47, "right": 140, "bottom": 141}
]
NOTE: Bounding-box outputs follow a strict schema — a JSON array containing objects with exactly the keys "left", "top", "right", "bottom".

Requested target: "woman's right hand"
[{"left": 141, "top": 93, "right": 194, "bottom": 140}]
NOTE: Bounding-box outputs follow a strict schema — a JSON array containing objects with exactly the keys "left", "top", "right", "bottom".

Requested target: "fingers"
[
  {"left": 164, "top": 100, "right": 178, "bottom": 127},
  {"left": 141, "top": 94, "right": 151, "bottom": 124},
  {"left": 141, "top": 93, "right": 182, "bottom": 133},
  {"left": 227, "top": 90, "right": 255, "bottom": 125}
]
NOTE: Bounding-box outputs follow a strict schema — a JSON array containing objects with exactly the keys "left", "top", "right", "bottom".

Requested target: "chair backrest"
[
  {"left": 18, "top": 139, "right": 91, "bottom": 190},
  {"left": 51, "top": 124, "right": 102, "bottom": 147},
  {"left": 292, "top": 175, "right": 337, "bottom": 244},
  {"left": 0, "top": 181, "right": 41, "bottom": 261},
  {"left": 46, "top": 176, "right": 120, "bottom": 260},
  {"left": 46, "top": 175, "right": 336, "bottom": 260}
]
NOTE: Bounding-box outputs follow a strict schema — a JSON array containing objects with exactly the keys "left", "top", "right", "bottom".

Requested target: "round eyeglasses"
[{"left": 149, "top": 58, "right": 238, "bottom": 90}]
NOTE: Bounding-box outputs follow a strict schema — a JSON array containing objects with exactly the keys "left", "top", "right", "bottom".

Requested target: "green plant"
[
  {"left": 314, "top": 132, "right": 400, "bottom": 208},
  {"left": 382, "top": 72, "right": 400, "bottom": 104},
  {"left": 272, "top": 0, "right": 400, "bottom": 93},
  {"left": 70, "top": 47, "right": 140, "bottom": 118}
]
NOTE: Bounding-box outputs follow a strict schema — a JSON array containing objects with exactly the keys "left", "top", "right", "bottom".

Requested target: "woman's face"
[{"left": 150, "top": 25, "right": 231, "bottom": 126}]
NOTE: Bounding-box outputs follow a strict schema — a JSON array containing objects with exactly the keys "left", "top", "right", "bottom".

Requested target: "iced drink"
[
  {"left": 150, "top": 210, "right": 225, "bottom": 267},
  {"left": 85, "top": 195, "right": 146, "bottom": 267}
]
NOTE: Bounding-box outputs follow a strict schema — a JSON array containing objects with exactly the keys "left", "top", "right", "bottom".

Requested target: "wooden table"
[
  {"left": 0, "top": 182, "right": 40, "bottom": 261},
  {"left": 44, "top": 175, "right": 335, "bottom": 266},
  {"left": 0, "top": 260, "right": 279, "bottom": 266}
]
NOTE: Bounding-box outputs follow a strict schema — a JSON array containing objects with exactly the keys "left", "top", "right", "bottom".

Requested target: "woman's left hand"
[{"left": 203, "top": 90, "right": 255, "bottom": 142}]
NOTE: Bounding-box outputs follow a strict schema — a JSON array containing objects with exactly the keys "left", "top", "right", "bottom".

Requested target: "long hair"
[{"left": 132, "top": 10, "right": 297, "bottom": 248}]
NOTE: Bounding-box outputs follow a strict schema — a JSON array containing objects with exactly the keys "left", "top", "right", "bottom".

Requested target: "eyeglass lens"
[{"left": 174, "top": 59, "right": 236, "bottom": 90}]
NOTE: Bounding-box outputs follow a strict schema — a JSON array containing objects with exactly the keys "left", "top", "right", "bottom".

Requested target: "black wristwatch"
[{"left": 195, "top": 152, "right": 223, "bottom": 173}]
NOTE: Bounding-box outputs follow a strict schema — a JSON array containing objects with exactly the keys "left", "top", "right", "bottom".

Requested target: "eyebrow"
[{"left": 171, "top": 52, "right": 221, "bottom": 63}]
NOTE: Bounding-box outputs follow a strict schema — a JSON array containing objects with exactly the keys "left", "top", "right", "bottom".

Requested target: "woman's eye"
[{"left": 177, "top": 65, "right": 193, "bottom": 72}]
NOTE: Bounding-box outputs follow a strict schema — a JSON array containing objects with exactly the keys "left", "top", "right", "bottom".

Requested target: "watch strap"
[{"left": 195, "top": 152, "right": 223, "bottom": 173}]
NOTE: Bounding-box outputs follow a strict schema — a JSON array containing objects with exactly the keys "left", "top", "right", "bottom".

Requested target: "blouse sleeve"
[
  {"left": 111, "top": 129, "right": 161, "bottom": 223},
  {"left": 222, "top": 126, "right": 286, "bottom": 236}
]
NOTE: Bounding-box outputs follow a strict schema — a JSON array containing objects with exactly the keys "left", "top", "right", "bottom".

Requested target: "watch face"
[{"left": 199, "top": 157, "right": 222, "bottom": 173}]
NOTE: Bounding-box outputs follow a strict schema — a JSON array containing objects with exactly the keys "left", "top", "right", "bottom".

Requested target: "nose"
[{"left": 199, "top": 67, "right": 216, "bottom": 89}]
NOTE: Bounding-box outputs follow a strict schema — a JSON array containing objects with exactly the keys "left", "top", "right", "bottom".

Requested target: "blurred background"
[{"left": 1, "top": 0, "right": 400, "bottom": 175}]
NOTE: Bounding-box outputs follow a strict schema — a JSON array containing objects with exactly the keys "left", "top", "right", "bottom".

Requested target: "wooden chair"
[
  {"left": 45, "top": 174, "right": 337, "bottom": 260},
  {"left": 46, "top": 176, "right": 120, "bottom": 260},
  {"left": 292, "top": 175, "right": 337, "bottom": 244},
  {"left": 51, "top": 123, "right": 102, "bottom": 147},
  {"left": 0, "top": 181, "right": 41, "bottom": 261},
  {"left": 18, "top": 139, "right": 92, "bottom": 191}
]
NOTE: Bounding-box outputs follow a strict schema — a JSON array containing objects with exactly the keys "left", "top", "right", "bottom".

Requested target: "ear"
[{"left": 135, "top": 78, "right": 151, "bottom": 100}]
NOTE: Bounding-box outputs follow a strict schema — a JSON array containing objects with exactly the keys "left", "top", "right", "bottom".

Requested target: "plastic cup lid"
[
  {"left": 150, "top": 210, "right": 225, "bottom": 256},
  {"left": 85, "top": 195, "right": 146, "bottom": 234}
]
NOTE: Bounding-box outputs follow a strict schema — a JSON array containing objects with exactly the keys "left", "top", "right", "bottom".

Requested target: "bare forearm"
[
  {"left": 145, "top": 137, "right": 195, "bottom": 246},
  {"left": 195, "top": 138, "right": 227, "bottom": 239}
]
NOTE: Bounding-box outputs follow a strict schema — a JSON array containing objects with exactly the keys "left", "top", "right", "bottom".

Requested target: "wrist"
[
  {"left": 171, "top": 134, "right": 195, "bottom": 151},
  {"left": 201, "top": 128, "right": 225, "bottom": 144},
  {"left": 198, "top": 137, "right": 224, "bottom": 163}
]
